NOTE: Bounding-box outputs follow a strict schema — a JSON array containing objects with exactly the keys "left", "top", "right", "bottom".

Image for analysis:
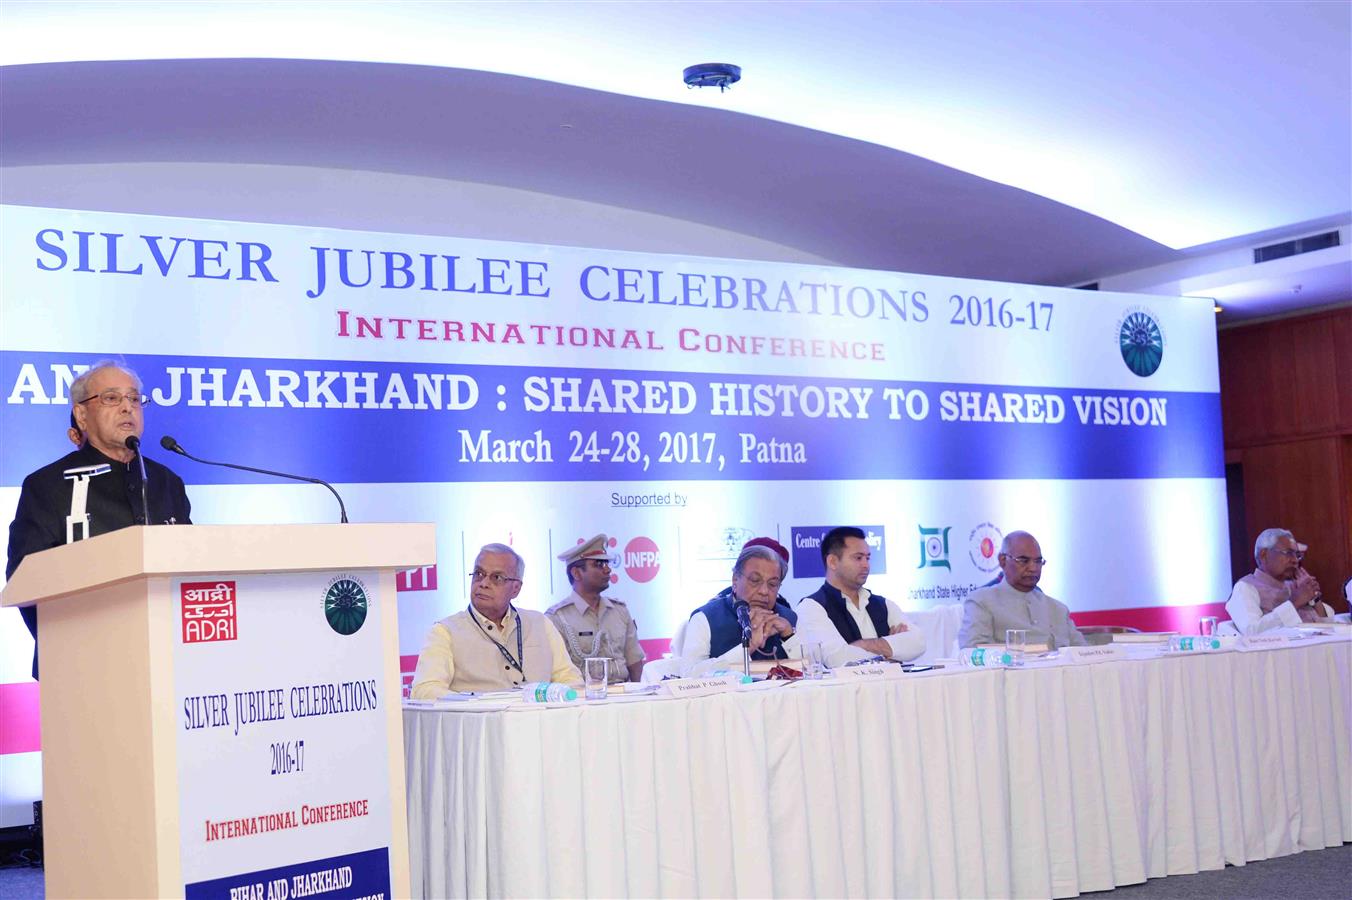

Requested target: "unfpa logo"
[
  {"left": 623, "top": 536, "right": 661, "bottom": 583},
  {"left": 1117, "top": 307, "right": 1165, "bottom": 377}
]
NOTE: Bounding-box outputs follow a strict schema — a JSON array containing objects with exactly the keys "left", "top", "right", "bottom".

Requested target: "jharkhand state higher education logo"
[
  {"left": 1117, "top": 307, "right": 1165, "bottom": 377},
  {"left": 917, "top": 526, "right": 951, "bottom": 571},
  {"left": 323, "top": 575, "right": 369, "bottom": 636}
]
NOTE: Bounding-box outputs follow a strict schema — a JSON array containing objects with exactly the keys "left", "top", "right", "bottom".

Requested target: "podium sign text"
[{"left": 174, "top": 571, "right": 394, "bottom": 898}]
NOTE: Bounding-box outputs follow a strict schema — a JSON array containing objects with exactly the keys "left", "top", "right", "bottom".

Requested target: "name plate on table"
[
  {"left": 832, "top": 663, "right": 905, "bottom": 682},
  {"left": 1064, "top": 645, "right": 1129, "bottom": 664},
  {"left": 661, "top": 675, "right": 742, "bottom": 698},
  {"left": 1237, "top": 633, "right": 1292, "bottom": 651}
]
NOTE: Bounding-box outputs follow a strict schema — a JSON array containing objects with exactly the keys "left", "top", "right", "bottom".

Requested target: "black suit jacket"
[{"left": 6, "top": 443, "right": 192, "bottom": 677}]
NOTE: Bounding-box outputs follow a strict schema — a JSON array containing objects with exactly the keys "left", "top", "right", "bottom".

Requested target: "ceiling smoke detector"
[{"left": 683, "top": 63, "right": 741, "bottom": 92}]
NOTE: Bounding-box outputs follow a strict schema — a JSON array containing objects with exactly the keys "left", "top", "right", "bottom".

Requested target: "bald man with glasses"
[
  {"left": 6, "top": 361, "right": 192, "bottom": 679},
  {"left": 958, "top": 531, "right": 1087, "bottom": 649},
  {"left": 409, "top": 543, "right": 580, "bottom": 698}
]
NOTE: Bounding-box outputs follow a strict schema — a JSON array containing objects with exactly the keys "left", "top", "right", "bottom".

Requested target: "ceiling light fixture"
[{"left": 683, "top": 62, "right": 741, "bottom": 92}]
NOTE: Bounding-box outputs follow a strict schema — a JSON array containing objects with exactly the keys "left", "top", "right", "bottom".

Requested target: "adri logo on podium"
[
  {"left": 180, "top": 581, "right": 238, "bottom": 644},
  {"left": 323, "top": 575, "right": 369, "bottom": 636}
]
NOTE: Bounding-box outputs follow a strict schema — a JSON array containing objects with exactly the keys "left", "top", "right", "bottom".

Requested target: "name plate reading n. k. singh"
[{"left": 831, "top": 663, "right": 905, "bottom": 682}]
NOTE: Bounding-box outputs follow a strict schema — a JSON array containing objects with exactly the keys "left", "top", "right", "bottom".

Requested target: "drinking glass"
[
  {"left": 1199, "top": 616, "right": 1218, "bottom": 638},
  {"left": 801, "top": 642, "right": 827, "bottom": 679},
  {"left": 1005, "top": 629, "right": 1028, "bottom": 667},
  {"left": 583, "top": 657, "right": 609, "bottom": 700}
]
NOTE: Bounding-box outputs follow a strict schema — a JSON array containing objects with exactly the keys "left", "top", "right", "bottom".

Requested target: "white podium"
[{"left": 1, "top": 523, "right": 435, "bottom": 899}]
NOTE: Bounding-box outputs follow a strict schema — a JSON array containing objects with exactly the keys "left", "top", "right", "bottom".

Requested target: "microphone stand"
[
  {"left": 161, "top": 436, "right": 349, "bottom": 524},
  {"left": 125, "top": 436, "right": 151, "bottom": 525},
  {"left": 735, "top": 598, "right": 753, "bottom": 679}
]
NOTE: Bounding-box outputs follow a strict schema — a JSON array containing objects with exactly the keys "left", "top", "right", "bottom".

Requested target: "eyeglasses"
[
  {"left": 577, "top": 558, "right": 615, "bottom": 570},
  {"left": 739, "top": 575, "right": 783, "bottom": 592},
  {"left": 469, "top": 569, "right": 521, "bottom": 587},
  {"left": 1008, "top": 556, "right": 1047, "bottom": 567},
  {"left": 80, "top": 390, "right": 148, "bottom": 408},
  {"left": 1271, "top": 548, "right": 1305, "bottom": 561}
]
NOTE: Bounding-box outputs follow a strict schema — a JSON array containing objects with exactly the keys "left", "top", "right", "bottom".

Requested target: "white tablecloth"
[{"left": 403, "top": 637, "right": 1351, "bottom": 898}]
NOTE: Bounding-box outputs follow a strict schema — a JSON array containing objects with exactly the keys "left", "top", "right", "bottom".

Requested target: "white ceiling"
[{"left": 1, "top": 0, "right": 1349, "bottom": 321}]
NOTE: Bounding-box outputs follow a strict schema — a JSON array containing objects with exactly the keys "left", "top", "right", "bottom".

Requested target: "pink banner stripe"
[
  {"left": 0, "top": 681, "right": 40, "bottom": 755},
  {"left": 1071, "top": 601, "right": 1229, "bottom": 634}
]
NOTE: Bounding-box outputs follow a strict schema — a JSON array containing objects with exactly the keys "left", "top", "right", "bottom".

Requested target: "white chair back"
[
  {"left": 906, "top": 602, "right": 965, "bottom": 664},
  {"left": 640, "top": 616, "right": 692, "bottom": 683}
]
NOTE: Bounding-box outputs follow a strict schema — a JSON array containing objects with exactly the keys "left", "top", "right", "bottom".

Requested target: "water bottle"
[
  {"left": 708, "top": 669, "right": 754, "bottom": 684},
  {"left": 521, "top": 682, "right": 579, "bottom": 703},
  {"left": 959, "top": 647, "right": 1011, "bottom": 667},
  {"left": 1167, "top": 635, "right": 1222, "bottom": 653}
]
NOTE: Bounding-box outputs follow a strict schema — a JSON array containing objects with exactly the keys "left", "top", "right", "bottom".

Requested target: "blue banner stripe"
[
  {"left": 1, "top": 351, "right": 1223, "bottom": 484},
  {"left": 184, "top": 846, "right": 389, "bottom": 900}
]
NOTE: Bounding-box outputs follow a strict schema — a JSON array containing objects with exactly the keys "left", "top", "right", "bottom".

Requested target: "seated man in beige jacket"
[{"left": 410, "top": 543, "right": 580, "bottom": 697}]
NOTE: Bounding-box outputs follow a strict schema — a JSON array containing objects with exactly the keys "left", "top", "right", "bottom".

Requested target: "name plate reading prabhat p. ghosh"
[
  {"left": 831, "top": 663, "right": 904, "bottom": 682},
  {"left": 660, "top": 675, "right": 743, "bottom": 699}
]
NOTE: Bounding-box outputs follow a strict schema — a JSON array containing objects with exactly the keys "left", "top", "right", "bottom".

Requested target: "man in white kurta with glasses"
[
  {"left": 410, "top": 543, "right": 579, "bottom": 697},
  {"left": 1225, "top": 528, "right": 1327, "bottom": 635}
]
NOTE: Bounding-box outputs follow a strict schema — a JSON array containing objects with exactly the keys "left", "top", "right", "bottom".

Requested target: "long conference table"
[{"left": 403, "top": 635, "right": 1351, "bottom": 898}]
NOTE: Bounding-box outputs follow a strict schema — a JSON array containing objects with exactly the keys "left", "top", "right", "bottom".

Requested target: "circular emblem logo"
[
  {"left": 323, "top": 576, "right": 369, "bottom": 635},
  {"left": 622, "top": 536, "right": 661, "bottom": 583},
  {"left": 968, "top": 522, "right": 1003, "bottom": 573},
  {"left": 1117, "top": 308, "right": 1165, "bottom": 377},
  {"left": 924, "top": 535, "right": 946, "bottom": 562}
]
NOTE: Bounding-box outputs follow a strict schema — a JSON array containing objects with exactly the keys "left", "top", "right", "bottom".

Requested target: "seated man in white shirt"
[
  {"left": 795, "top": 526, "right": 925, "bottom": 668},
  {"left": 1224, "top": 528, "right": 1327, "bottom": 635},
  {"left": 957, "top": 531, "right": 1087, "bottom": 649},
  {"left": 681, "top": 543, "right": 800, "bottom": 672}
]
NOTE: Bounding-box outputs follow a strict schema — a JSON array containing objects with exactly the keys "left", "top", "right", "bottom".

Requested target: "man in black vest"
[
  {"left": 680, "top": 543, "right": 800, "bottom": 672},
  {"left": 6, "top": 361, "right": 192, "bottom": 678},
  {"left": 796, "top": 526, "right": 925, "bottom": 668}
]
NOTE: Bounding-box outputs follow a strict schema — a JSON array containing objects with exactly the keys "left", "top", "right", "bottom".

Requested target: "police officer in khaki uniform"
[{"left": 547, "top": 534, "right": 646, "bottom": 682}]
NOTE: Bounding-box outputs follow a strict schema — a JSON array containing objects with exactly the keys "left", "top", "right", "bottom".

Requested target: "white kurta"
[{"left": 794, "top": 587, "right": 926, "bottom": 666}]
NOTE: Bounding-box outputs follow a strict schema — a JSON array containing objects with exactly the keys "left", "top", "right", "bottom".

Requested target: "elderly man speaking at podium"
[{"left": 6, "top": 361, "right": 192, "bottom": 678}]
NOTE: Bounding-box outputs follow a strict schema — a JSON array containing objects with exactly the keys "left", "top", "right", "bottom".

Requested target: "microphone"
[
  {"left": 125, "top": 436, "right": 151, "bottom": 525},
  {"left": 733, "top": 598, "right": 753, "bottom": 646},
  {"left": 160, "top": 435, "right": 349, "bottom": 524}
]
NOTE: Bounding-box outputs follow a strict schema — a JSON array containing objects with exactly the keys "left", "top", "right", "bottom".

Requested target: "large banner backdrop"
[{"left": 0, "top": 205, "right": 1228, "bottom": 821}]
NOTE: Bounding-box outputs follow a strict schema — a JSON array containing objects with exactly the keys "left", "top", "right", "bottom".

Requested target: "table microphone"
[
  {"left": 733, "top": 598, "right": 753, "bottom": 646},
  {"left": 124, "top": 436, "right": 151, "bottom": 525},
  {"left": 160, "top": 435, "right": 349, "bottom": 524}
]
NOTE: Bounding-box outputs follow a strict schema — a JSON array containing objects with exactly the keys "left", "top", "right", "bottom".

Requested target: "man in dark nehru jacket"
[
  {"left": 796, "top": 525, "right": 926, "bottom": 668},
  {"left": 6, "top": 361, "right": 192, "bottom": 678},
  {"left": 680, "top": 538, "right": 800, "bottom": 672}
]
